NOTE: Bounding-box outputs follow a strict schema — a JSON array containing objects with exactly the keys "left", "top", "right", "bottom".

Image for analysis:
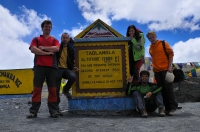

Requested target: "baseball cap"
[{"left": 165, "top": 71, "right": 175, "bottom": 83}]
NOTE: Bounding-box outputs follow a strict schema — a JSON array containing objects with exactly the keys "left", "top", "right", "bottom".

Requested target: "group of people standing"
[
  {"left": 27, "top": 20, "right": 177, "bottom": 118},
  {"left": 126, "top": 25, "right": 177, "bottom": 117}
]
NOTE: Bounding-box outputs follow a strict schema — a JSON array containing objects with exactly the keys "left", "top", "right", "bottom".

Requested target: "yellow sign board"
[
  {"left": 79, "top": 49, "right": 123, "bottom": 89},
  {"left": 72, "top": 42, "right": 129, "bottom": 97},
  {"left": 0, "top": 69, "right": 33, "bottom": 94}
]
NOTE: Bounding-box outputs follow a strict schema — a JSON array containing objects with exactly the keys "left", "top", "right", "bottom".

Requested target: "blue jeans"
[{"left": 132, "top": 91, "right": 165, "bottom": 112}]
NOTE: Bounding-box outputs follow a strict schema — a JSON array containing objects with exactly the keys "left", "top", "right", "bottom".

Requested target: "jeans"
[
  {"left": 132, "top": 91, "right": 165, "bottom": 112},
  {"left": 56, "top": 68, "right": 76, "bottom": 104}
]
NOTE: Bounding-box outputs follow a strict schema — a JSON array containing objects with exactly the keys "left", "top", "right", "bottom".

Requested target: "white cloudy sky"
[{"left": 0, "top": 0, "right": 200, "bottom": 69}]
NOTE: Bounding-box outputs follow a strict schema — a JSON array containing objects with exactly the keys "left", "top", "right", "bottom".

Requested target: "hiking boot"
[
  {"left": 63, "top": 91, "right": 72, "bottom": 99},
  {"left": 159, "top": 108, "right": 166, "bottom": 117},
  {"left": 50, "top": 112, "right": 60, "bottom": 118},
  {"left": 26, "top": 112, "right": 37, "bottom": 118},
  {"left": 58, "top": 109, "right": 63, "bottom": 116},
  {"left": 168, "top": 110, "right": 176, "bottom": 116},
  {"left": 165, "top": 109, "right": 170, "bottom": 115},
  {"left": 141, "top": 109, "right": 148, "bottom": 118},
  {"left": 177, "top": 106, "right": 182, "bottom": 109}
]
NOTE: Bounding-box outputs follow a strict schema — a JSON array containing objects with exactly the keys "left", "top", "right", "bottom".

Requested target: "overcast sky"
[{"left": 0, "top": 0, "right": 200, "bottom": 69}]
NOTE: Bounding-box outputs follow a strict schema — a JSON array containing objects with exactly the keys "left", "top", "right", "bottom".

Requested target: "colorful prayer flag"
[
  {"left": 193, "top": 62, "right": 200, "bottom": 68},
  {"left": 190, "top": 63, "right": 195, "bottom": 67},
  {"left": 191, "top": 69, "right": 197, "bottom": 77},
  {"left": 173, "top": 63, "right": 179, "bottom": 69},
  {"left": 177, "top": 63, "right": 183, "bottom": 69}
]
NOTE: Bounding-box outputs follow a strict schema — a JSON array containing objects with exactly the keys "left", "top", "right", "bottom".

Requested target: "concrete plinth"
[{"left": 68, "top": 97, "right": 135, "bottom": 112}]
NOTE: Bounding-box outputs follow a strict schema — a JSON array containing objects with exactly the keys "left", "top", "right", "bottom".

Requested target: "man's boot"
[
  {"left": 63, "top": 87, "right": 72, "bottom": 99},
  {"left": 141, "top": 109, "right": 148, "bottom": 118},
  {"left": 159, "top": 108, "right": 166, "bottom": 117}
]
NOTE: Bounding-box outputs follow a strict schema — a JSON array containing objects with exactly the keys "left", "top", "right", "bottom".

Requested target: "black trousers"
[
  {"left": 154, "top": 70, "right": 178, "bottom": 111},
  {"left": 56, "top": 68, "right": 76, "bottom": 105},
  {"left": 30, "top": 66, "right": 59, "bottom": 115}
]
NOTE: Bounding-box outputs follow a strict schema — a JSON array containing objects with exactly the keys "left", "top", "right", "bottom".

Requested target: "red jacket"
[{"left": 29, "top": 35, "right": 60, "bottom": 68}]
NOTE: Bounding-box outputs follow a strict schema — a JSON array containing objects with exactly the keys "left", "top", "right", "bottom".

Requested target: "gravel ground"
[{"left": 0, "top": 89, "right": 200, "bottom": 132}]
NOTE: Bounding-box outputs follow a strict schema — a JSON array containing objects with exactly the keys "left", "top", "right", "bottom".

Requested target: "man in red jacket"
[{"left": 27, "top": 20, "right": 60, "bottom": 118}]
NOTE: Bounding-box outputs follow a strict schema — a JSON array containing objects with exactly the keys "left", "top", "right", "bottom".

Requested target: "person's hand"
[
  {"left": 73, "top": 67, "right": 79, "bottom": 72},
  {"left": 128, "top": 75, "right": 133, "bottom": 83},
  {"left": 168, "top": 66, "right": 173, "bottom": 72},
  {"left": 146, "top": 92, "right": 152, "bottom": 98},
  {"left": 46, "top": 52, "right": 54, "bottom": 55},
  {"left": 38, "top": 46, "right": 44, "bottom": 50}
]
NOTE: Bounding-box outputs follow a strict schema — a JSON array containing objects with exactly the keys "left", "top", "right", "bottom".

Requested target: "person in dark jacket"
[
  {"left": 56, "top": 32, "right": 79, "bottom": 115},
  {"left": 127, "top": 70, "right": 165, "bottom": 118}
]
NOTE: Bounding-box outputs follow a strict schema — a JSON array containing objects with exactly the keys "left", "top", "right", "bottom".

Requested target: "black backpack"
[{"left": 173, "top": 68, "right": 185, "bottom": 83}]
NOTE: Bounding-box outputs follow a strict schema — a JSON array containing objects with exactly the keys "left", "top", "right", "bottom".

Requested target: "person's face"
[
  {"left": 128, "top": 28, "right": 135, "bottom": 38},
  {"left": 42, "top": 24, "right": 52, "bottom": 35},
  {"left": 61, "top": 34, "right": 70, "bottom": 44},
  {"left": 141, "top": 74, "right": 149, "bottom": 84},
  {"left": 147, "top": 34, "right": 157, "bottom": 44}
]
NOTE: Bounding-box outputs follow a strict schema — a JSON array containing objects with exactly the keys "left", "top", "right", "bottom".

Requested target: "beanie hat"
[{"left": 165, "top": 71, "right": 175, "bottom": 83}]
